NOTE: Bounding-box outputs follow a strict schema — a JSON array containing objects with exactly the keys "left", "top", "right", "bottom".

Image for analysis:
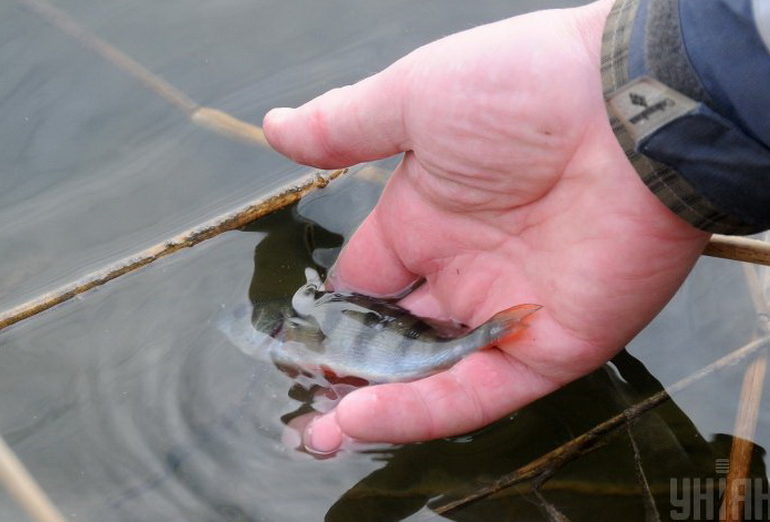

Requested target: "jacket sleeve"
[{"left": 601, "top": 0, "right": 770, "bottom": 234}]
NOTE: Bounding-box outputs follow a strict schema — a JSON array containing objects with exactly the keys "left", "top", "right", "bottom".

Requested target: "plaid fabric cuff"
[{"left": 601, "top": 0, "right": 759, "bottom": 235}]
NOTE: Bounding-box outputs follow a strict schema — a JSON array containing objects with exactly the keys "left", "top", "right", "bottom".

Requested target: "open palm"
[{"left": 264, "top": 0, "right": 709, "bottom": 453}]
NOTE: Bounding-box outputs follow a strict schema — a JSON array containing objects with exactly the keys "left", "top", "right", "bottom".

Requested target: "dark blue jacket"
[{"left": 602, "top": 0, "right": 770, "bottom": 234}]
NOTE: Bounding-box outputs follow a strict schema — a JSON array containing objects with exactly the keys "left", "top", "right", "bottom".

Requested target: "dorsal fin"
[
  {"left": 304, "top": 267, "right": 322, "bottom": 288},
  {"left": 292, "top": 268, "right": 323, "bottom": 316}
]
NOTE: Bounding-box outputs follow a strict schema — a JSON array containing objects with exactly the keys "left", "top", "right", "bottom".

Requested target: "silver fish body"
[{"left": 267, "top": 268, "right": 541, "bottom": 384}]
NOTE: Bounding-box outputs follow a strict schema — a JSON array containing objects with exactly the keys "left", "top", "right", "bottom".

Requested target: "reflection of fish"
[
  {"left": 259, "top": 268, "right": 541, "bottom": 384},
  {"left": 218, "top": 303, "right": 280, "bottom": 358}
]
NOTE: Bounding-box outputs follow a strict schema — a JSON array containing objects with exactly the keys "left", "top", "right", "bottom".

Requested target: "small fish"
[{"left": 262, "top": 268, "right": 541, "bottom": 384}]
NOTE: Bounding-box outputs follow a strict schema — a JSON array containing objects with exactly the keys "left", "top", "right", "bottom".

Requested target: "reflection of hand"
[{"left": 264, "top": 0, "right": 710, "bottom": 454}]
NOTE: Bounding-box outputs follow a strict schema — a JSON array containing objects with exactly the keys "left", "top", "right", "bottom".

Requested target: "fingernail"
[
  {"left": 265, "top": 107, "right": 295, "bottom": 126},
  {"left": 324, "top": 263, "right": 372, "bottom": 296},
  {"left": 303, "top": 417, "right": 343, "bottom": 456}
]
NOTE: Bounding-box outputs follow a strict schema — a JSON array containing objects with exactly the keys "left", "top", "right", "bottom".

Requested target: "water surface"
[
  {"left": 1, "top": 0, "right": 768, "bottom": 520},
  {"left": 1, "top": 0, "right": 581, "bottom": 311},
  {"left": 0, "top": 171, "right": 767, "bottom": 520}
]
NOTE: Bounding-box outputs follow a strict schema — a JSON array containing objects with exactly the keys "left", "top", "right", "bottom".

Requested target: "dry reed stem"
[
  {"left": 704, "top": 235, "right": 770, "bottom": 267},
  {"left": 190, "top": 107, "right": 268, "bottom": 147},
  {"left": 721, "top": 357, "right": 767, "bottom": 522},
  {"left": 430, "top": 335, "right": 770, "bottom": 517},
  {"left": 0, "top": 436, "right": 67, "bottom": 522},
  {"left": 0, "top": 169, "right": 346, "bottom": 332},
  {"left": 16, "top": 0, "right": 268, "bottom": 147},
  {"left": 720, "top": 261, "right": 769, "bottom": 521}
]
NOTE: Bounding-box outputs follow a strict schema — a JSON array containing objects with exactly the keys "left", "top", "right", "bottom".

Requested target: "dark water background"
[{"left": 1, "top": 0, "right": 769, "bottom": 521}]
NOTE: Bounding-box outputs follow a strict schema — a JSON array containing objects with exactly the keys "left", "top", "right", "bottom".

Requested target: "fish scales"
[{"left": 262, "top": 268, "right": 541, "bottom": 384}]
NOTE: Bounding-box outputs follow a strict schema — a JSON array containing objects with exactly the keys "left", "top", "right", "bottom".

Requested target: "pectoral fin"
[{"left": 282, "top": 316, "right": 327, "bottom": 352}]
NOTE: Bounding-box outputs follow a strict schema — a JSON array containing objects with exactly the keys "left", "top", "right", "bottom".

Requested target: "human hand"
[{"left": 263, "top": 0, "right": 710, "bottom": 454}]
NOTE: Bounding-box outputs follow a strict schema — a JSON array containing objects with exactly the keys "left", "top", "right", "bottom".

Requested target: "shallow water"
[
  {"left": 1, "top": 0, "right": 769, "bottom": 521},
  {"left": 0, "top": 170, "right": 768, "bottom": 521}
]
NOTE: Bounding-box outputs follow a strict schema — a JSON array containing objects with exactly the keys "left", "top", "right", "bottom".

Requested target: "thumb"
[
  {"left": 328, "top": 205, "right": 418, "bottom": 297},
  {"left": 263, "top": 64, "right": 410, "bottom": 168}
]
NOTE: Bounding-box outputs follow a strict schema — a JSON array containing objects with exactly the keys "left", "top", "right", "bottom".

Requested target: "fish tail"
[
  {"left": 485, "top": 303, "right": 542, "bottom": 347},
  {"left": 443, "top": 304, "right": 541, "bottom": 360}
]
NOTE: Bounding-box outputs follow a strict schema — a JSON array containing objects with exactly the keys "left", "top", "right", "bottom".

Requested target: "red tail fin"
[{"left": 485, "top": 303, "right": 542, "bottom": 347}]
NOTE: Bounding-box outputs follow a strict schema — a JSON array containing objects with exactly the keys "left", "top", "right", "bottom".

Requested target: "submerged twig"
[
  {"left": 532, "top": 488, "right": 571, "bottom": 522},
  {"left": 16, "top": 0, "right": 268, "bottom": 147},
  {"left": 430, "top": 335, "right": 770, "bottom": 516},
  {"left": 0, "top": 169, "right": 346, "bottom": 332},
  {"left": 0, "top": 436, "right": 67, "bottom": 522},
  {"left": 704, "top": 235, "right": 770, "bottom": 267},
  {"left": 625, "top": 420, "right": 661, "bottom": 522}
]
